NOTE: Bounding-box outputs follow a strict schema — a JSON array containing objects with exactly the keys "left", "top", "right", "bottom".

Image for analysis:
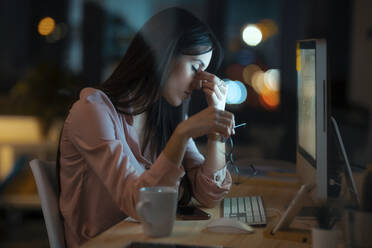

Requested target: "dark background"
[{"left": 0, "top": 0, "right": 371, "bottom": 247}]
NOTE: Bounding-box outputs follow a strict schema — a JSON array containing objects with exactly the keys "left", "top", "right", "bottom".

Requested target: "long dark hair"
[
  {"left": 99, "top": 7, "right": 223, "bottom": 204},
  {"left": 100, "top": 7, "right": 222, "bottom": 155}
]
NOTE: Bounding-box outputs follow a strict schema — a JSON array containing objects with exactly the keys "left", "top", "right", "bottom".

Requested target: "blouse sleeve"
[
  {"left": 183, "top": 139, "right": 232, "bottom": 208},
  {"left": 66, "top": 92, "right": 184, "bottom": 219}
]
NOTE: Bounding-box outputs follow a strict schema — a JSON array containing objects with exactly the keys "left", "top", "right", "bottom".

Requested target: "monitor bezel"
[{"left": 296, "top": 39, "right": 328, "bottom": 200}]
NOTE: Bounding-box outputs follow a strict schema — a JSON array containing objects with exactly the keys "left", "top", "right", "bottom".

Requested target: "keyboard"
[{"left": 223, "top": 196, "right": 267, "bottom": 226}]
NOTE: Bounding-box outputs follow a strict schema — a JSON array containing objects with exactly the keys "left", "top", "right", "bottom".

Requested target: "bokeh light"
[
  {"left": 260, "top": 69, "right": 280, "bottom": 110},
  {"left": 225, "top": 80, "right": 247, "bottom": 104},
  {"left": 264, "top": 69, "right": 280, "bottom": 91},
  {"left": 38, "top": 17, "right": 56, "bottom": 36},
  {"left": 242, "top": 25, "right": 262, "bottom": 46},
  {"left": 256, "top": 19, "right": 278, "bottom": 41},
  {"left": 260, "top": 85, "right": 280, "bottom": 110},
  {"left": 251, "top": 70, "right": 265, "bottom": 93},
  {"left": 242, "top": 64, "right": 261, "bottom": 85},
  {"left": 244, "top": 67, "right": 280, "bottom": 110}
]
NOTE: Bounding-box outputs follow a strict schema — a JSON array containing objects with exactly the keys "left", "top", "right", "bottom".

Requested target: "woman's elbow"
[{"left": 197, "top": 195, "right": 224, "bottom": 209}]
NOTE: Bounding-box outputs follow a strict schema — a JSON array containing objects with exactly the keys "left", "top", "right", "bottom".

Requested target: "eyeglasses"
[
  {"left": 225, "top": 137, "right": 242, "bottom": 185},
  {"left": 225, "top": 136, "right": 258, "bottom": 185}
]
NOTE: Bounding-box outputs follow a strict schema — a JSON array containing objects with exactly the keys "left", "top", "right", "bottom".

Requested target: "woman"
[{"left": 59, "top": 7, "right": 234, "bottom": 247}]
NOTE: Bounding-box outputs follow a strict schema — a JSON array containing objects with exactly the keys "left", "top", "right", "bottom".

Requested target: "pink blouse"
[{"left": 59, "top": 88, "right": 232, "bottom": 247}]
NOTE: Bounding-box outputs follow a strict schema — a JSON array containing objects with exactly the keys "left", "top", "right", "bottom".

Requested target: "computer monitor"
[
  {"left": 271, "top": 39, "right": 360, "bottom": 236},
  {"left": 296, "top": 39, "right": 329, "bottom": 201}
]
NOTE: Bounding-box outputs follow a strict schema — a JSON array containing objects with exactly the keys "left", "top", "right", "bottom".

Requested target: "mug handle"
[{"left": 136, "top": 200, "right": 152, "bottom": 224}]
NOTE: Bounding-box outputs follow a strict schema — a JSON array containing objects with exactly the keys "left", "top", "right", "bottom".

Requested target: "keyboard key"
[
  {"left": 223, "top": 197, "right": 230, "bottom": 217},
  {"left": 238, "top": 197, "right": 246, "bottom": 221}
]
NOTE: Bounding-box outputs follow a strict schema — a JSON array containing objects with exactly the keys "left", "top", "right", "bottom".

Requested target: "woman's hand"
[
  {"left": 194, "top": 70, "right": 228, "bottom": 110},
  {"left": 176, "top": 106, "right": 235, "bottom": 140}
]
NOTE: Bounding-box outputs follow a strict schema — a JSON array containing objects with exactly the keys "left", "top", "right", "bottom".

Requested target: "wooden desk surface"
[{"left": 82, "top": 175, "right": 314, "bottom": 248}]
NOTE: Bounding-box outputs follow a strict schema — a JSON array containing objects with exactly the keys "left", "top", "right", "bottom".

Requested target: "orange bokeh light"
[
  {"left": 259, "top": 84, "right": 280, "bottom": 110},
  {"left": 38, "top": 17, "right": 55, "bottom": 36},
  {"left": 256, "top": 19, "right": 278, "bottom": 41}
]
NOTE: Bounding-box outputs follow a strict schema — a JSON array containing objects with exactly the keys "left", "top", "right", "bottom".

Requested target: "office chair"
[{"left": 29, "top": 159, "right": 65, "bottom": 248}]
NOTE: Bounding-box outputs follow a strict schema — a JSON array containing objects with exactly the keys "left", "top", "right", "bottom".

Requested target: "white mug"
[
  {"left": 312, "top": 228, "right": 338, "bottom": 248},
  {"left": 136, "top": 186, "right": 178, "bottom": 237}
]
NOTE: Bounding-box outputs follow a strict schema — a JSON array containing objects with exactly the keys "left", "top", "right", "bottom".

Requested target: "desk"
[{"left": 82, "top": 176, "right": 313, "bottom": 248}]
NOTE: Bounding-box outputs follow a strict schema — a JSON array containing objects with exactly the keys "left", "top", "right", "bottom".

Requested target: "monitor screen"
[{"left": 298, "top": 48, "right": 316, "bottom": 160}]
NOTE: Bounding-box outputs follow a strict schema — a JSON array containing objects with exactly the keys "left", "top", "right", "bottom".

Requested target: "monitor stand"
[
  {"left": 269, "top": 184, "right": 314, "bottom": 232},
  {"left": 330, "top": 116, "right": 361, "bottom": 206},
  {"left": 265, "top": 116, "right": 360, "bottom": 243}
]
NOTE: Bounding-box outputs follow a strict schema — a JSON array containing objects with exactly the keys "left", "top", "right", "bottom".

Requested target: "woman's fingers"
[
  {"left": 219, "top": 82, "right": 228, "bottom": 95},
  {"left": 195, "top": 72, "right": 227, "bottom": 109},
  {"left": 201, "top": 80, "right": 226, "bottom": 110},
  {"left": 195, "top": 70, "right": 217, "bottom": 81},
  {"left": 201, "top": 80, "right": 223, "bottom": 100},
  {"left": 202, "top": 88, "right": 218, "bottom": 104},
  {"left": 184, "top": 107, "right": 235, "bottom": 139},
  {"left": 195, "top": 72, "right": 225, "bottom": 89},
  {"left": 214, "top": 108, "right": 234, "bottom": 123},
  {"left": 215, "top": 118, "right": 234, "bottom": 136},
  {"left": 209, "top": 108, "right": 235, "bottom": 137}
]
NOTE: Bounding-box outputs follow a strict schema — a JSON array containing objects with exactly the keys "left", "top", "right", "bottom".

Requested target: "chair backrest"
[{"left": 29, "top": 159, "right": 65, "bottom": 248}]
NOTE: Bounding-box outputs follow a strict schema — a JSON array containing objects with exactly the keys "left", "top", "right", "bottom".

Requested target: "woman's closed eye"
[{"left": 191, "top": 65, "right": 198, "bottom": 73}]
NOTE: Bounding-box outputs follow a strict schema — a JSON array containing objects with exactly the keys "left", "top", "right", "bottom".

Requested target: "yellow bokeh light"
[
  {"left": 251, "top": 70, "right": 265, "bottom": 93},
  {"left": 38, "top": 17, "right": 56, "bottom": 36},
  {"left": 242, "top": 64, "right": 261, "bottom": 86}
]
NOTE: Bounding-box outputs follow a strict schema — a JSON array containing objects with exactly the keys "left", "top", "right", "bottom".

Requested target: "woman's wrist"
[{"left": 204, "top": 133, "right": 227, "bottom": 173}]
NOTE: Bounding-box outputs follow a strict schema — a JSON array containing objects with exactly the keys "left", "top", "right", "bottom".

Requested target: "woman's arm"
[
  {"left": 194, "top": 71, "right": 234, "bottom": 174},
  {"left": 182, "top": 137, "right": 232, "bottom": 208},
  {"left": 65, "top": 89, "right": 185, "bottom": 220},
  {"left": 178, "top": 71, "right": 234, "bottom": 207},
  {"left": 204, "top": 134, "right": 226, "bottom": 173},
  {"left": 158, "top": 72, "right": 234, "bottom": 207},
  {"left": 162, "top": 106, "right": 234, "bottom": 167},
  {"left": 161, "top": 106, "right": 234, "bottom": 208}
]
